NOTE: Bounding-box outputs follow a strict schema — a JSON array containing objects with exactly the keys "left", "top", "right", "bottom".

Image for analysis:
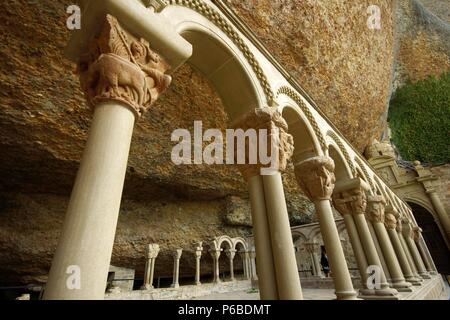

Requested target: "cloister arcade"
[{"left": 41, "top": 0, "right": 446, "bottom": 300}]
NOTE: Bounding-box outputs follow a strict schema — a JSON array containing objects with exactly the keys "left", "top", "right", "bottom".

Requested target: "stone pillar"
[
  {"left": 241, "top": 251, "right": 250, "bottom": 280},
  {"left": 403, "top": 223, "right": 431, "bottom": 279},
  {"left": 43, "top": 15, "right": 172, "bottom": 300},
  {"left": 249, "top": 249, "right": 258, "bottom": 281},
  {"left": 332, "top": 179, "right": 370, "bottom": 288},
  {"left": 210, "top": 249, "right": 221, "bottom": 284},
  {"left": 194, "top": 242, "right": 203, "bottom": 286},
  {"left": 305, "top": 243, "right": 323, "bottom": 278},
  {"left": 141, "top": 244, "right": 160, "bottom": 290},
  {"left": 366, "top": 196, "right": 412, "bottom": 292},
  {"left": 226, "top": 249, "right": 237, "bottom": 281},
  {"left": 234, "top": 107, "right": 301, "bottom": 299},
  {"left": 247, "top": 176, "right": 277, "bottom": 298},
  {"left": 171, "top": 249, "right": 182, "bottom": 288},
  {"left": 416, "top": 231, "right": 438, "bottom": 275},
  {"left": 427, "top": 189, "right": 450, "bottom": 242},
  {"left": 384, "top": 212, "right": 421, "bottom": 286},
  {"left": 367, "top": 221, "right": 392, "bottom": 285},
  {"left": 398, "top": 228, "right": 423, "bottom": 283},
  {"left": 295, "top": 156, "right": 357, "bottom": 300}
]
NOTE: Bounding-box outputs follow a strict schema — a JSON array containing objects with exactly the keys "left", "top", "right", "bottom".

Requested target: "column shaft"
[
  {"left": 406, "top": 237, "right": 430, "bottom": 279},
  {"left": 262, "top": 173, "right": 303, "bottom": 300},
  {"left": 399, "top": 233, "right": 422, "bottom": 282},
  {"left": 372, "top": 223, "right": 412, "bottom": 291},
  {"left": 315, "top": 200, "right": 357, "bottom": 300},
  {"left": 43, "top": 102, "right": 135, "bottom": 300},
  {"left": 387, "top": 229, "right": 420, "bottom": 285},
  {"left": 248, "top": 176, "right": 278, "bottom": 299}
]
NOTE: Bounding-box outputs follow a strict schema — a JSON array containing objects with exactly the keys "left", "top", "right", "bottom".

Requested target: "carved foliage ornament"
[
  {"left": 146, "top": 243, "right": 160, "bottom": 259},
  {"left": 332, "top": 186, "right": 367, "bottom": 216},
  {"left": 295, "top": 156, "right": 336, "bottom": 201},
  {"left": 384, "top": 213, "right": 397, "bottom": 230},
  {"left": 78, "top": 15, "right": 172, "bottom": 117},
  {"left": 232, "top": 107, "right": 294, "bottom": 179}
]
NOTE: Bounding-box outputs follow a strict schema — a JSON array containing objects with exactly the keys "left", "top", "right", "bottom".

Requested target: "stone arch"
[
  {"left": 277, "top": 88, "right": 326, "bottom": 161},
  {"left": 354, "top": 156, "right": 376, "bottom": 194},
  {"left": 326, "top": 131, "right": 356, "bottom": 178},
  {"left": 232, "top": 237, "right": 247, "bottom": 252},
  {"left": 162, "top": 4, "right": 268, "bottom": 120},
  {"left": 407, "top": 201, "right": 450, "bottom": 274},
  {"left": 214, "top": 235, "right": 234, "bottom": 251},
  {"left": 327, "top": 139, "right": 354, "bottom": 182}
]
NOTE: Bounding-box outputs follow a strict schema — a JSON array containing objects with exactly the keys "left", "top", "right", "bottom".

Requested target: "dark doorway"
[{"left": 408, "top": 202, "right": 450, "bottom": 275}]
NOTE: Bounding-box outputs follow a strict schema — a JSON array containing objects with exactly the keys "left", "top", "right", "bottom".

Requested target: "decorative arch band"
[
  {"left": 277, "top": 86, "right": 327, "bottom": 151},
  {"left": 327, "top": 131, "right": 357, "bottom": 177},
  {"left": 166, "top": 0, "right": 275, "bottom": 104}
]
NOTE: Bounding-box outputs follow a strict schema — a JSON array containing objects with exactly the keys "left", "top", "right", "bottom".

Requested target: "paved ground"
[{"left": 192, "top": 289, "right": 336, "bottom": 300}]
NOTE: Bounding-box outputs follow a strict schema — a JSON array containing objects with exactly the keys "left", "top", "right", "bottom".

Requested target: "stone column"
[
  {"left": 427, "top": 189, "right": 450, "bottom": 242},
  {"left": 349, "top": 198, "right": 397, "bottom": 297},
  {"left": 384, "top": 211, "right": 421, "bottom": 286},
  {"left": 246, "top": 176, "right": 277, "bottom": 298},
  {"left": 366, "top": 197, "right": 412, "bottom": 292},
  {"left": 43, "top": 15, "right": 172, "bottom": 300},
  {"left": 403, "top": 223, "right": 431, "bottom": 279},
  {"left": 332, "top": 179, "right": 370, "bottom": 288},
  {"left": 249, "top": 249, "right": 258, "bottom": 281},
  {"left": 234, "top": 107, "right": 300, "bottom": 299},
  {"left": 416, "top": 231, "right": 438, "bottom": 275},
  {"left": 226, "top": 249, "right": 237, "bottom": 281},
  {"left": 295, "top": 156, "right": 357, "bottom": 300},
  {"left": 141, "top": 244, "right": 160, "bottom": 290},
  {"left": 210, "top": 249, "right": 221, "bottom": 284},
  {"left": 241, "top": 251, "right": 250, "bottom": 280},
  {"left": 305, "top": 243, "right": 323, "bottom": 278},
  {"left": 194, "top": 242, "right": 203, "bottom": 286},
  {"left": 171, "top": 249, "right": 182, "bottom": 288},
  {"left": 398, "top": 227, "right": 423, "bottom": 283}
]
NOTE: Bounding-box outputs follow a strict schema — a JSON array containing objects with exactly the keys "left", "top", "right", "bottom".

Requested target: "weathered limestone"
[
  {"left": 235, "top": 107, "right": 301, "bottom": 300},
  {"left": 240, "top": 251, "right": 250, "bottom": 280},
  {"left": 249, "top": 249, "right": 258, "bottom": 281},
  {"left": 226, "top": 249, "right": 237, "bottom": 281},
  {"left": 171, "top": 249, "right": 182, "bottom": 288},
  {"left": 141, "top": 244, "right": 160, "bottom": 290},
  {"left": 194, "top": 242, "right": 203, "bottom": 286},
  {"left": 43, "top": 15, "right": 172, "bottom": 300},
  {"left": 366, "top": 196, "right": 412, "bottom": 292},
  {"left": 295, "top": 156, "right": 357, "bottom": 300},
  {"left": 384, "top": 209, "right": 421, "bottom": 286},
  {"left": 403, "top": 223, "right": 431, "bottom": 279}
]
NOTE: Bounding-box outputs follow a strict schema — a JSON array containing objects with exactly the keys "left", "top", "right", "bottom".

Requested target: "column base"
[
  {"left": 335, "top": 290, "right": 358, "bottom": 300},
  {"left": 359, "top": 293, "right": 399, "bottom": 300},
  {"left": 195, "top": 282, "right": 201, "bottom": 286},
  {"left": 419, "top": 272, "right": 432, "bottom": 279},
  {"left": 171, "top": 284, "right": 179, "bottom": 288},
  {"left": 405, "top": 276, "right": 422, "bottom": 286},
  {"left": 140, "top": 284, "right": 154, "bottom": 290},
  {"left": 391, "top": 279, "right": 413, "bottom": 291}
]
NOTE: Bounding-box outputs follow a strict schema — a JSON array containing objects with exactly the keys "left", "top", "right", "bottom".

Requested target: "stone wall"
[{"left": 430, "top": 164, "right": 450, "bottom": 218}]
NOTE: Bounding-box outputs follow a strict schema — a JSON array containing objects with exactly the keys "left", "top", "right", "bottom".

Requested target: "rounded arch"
[
  {"left": 307, "top": 226, "right": 323, "bottom": 243},
  {"left": 232, "top": 237, "right": 247, "bottom": 252},
  {"left": 403, "top": 197, "right": 437, "bottom": 220},
  {"left": 327, "top": 141, "right": 353, "bottom": 181},
  {"left": 278, "top": 101, "right": 322, "bottom": 163},
  {"left": 164, "top": 6, "right": 266, "bottom": 121},
  {"left": 292, "top": 230, "right": 308, "bottom": 244},
  {"left": 214, "top": 235, "right": 234, "bottom": 251}
]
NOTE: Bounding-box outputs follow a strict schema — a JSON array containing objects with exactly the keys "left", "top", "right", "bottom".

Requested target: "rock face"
[
  {"left": 227, "top": 0, "right": 396, "bottom": 151},
  {"left": 0, "top": 0, "right": 443, "bottom": 286}
]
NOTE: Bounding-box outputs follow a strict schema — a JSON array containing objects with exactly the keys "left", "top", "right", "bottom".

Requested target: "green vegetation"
[{"left": 388, "top": 72, "right": 450, "bottom": 164}]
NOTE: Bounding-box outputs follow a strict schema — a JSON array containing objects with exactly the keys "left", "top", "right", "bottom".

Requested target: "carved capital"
[
  {"left": 366, "top": 195, "right": 386, "bottom": 224},
  {"left": 402, "top": 222, "right": 414, "bottom": 239},
  {"left": 146, "top": 243, "right": 160, "bottom": 259},
  {"left": 396, "top": 216, "right": 403, "bottom": 233},
  {"left": 294, "top": 156, "right": 336, "bottom": 201},
  {"left": 172, "top": 249, "right": 182, "bottom": 260},
  {"left": 412, "top": 227, "right": 422, "bottom": 242},
  {"left": 332, "top": 186, "right": 367, "bottom": 216},
  {"left": 78, "top": 15, "right": 172, "bottom": 117},
  {"left": 225, "top": 249, "right": 237, "bottom": 260},
  {"left": 231, "top": 107, "right": 294, "bottom": 179},
  {"left": 384, "top": 213, "right": 397, "bottom": 230},
  {"left": 210, "top": 249, "right": 221, "bottom": 260}
]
